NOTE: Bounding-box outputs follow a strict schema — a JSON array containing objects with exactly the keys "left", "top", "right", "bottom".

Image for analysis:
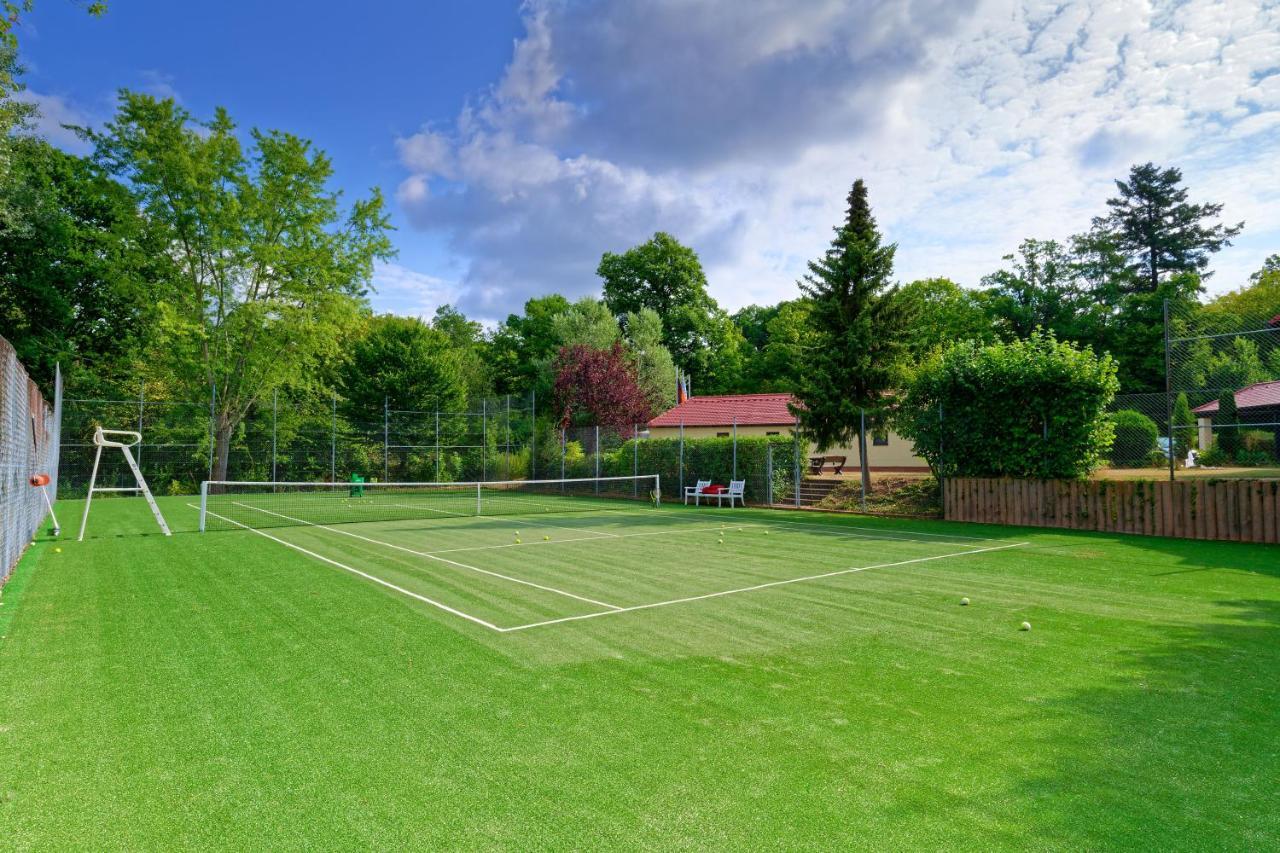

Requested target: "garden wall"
[{"left": 944, "top": 477, "right": 1280, "bottom": 543}]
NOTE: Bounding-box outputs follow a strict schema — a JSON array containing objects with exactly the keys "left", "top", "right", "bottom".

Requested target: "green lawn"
[{"left": 1, "top": 495, "right": 1277, "bottom": 848}]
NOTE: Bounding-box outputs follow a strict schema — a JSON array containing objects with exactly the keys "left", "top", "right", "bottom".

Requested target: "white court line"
[
  {"left": 388, "top": 500, "right": 619, "bottom": 538},
  {"left": 193, "top": 506, "right": 504, "bottom": 632},
  {"left": 499, "top": 541, "right": 1029, "bottom": 632},
  {"left": 231, "top": 502, "right": 623, "bottom": 611}
]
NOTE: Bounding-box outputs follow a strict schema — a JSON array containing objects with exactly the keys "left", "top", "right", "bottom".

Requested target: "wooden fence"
[{"left": 944, "top": 477, "right": 1280, "bottom": 543}]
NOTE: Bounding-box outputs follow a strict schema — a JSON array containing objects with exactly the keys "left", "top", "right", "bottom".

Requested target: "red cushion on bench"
[{"left": 702, "top": 484, "right": 726, "bottom": 494}]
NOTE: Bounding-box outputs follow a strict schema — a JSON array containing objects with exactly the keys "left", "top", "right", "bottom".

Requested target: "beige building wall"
[{"left": 647, "top": 424, "right": 929, "bottom": 471}]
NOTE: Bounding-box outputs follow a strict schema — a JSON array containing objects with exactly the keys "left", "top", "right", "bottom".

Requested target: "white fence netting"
[{"left": 1, "top": 334, "right": 59, "bottom": 585}]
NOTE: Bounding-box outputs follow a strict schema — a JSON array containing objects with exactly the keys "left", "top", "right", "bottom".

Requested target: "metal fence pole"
[
  {"left": 330, "top": 394, "right": 337, "bottom": 483},
  {"left": 505, "top": 394, "right": 511, "bottom": 480},
  {"left": 434, "top": 406, "right": 441, "bottom": 482},
  {"left": 732, "top": 416, "right": 737, "bottom": 481},
  {"left": 271, "top": 388, "right": 278, "bottom": 482},
  {"left": 678, "top": 420, "right": 685, "bottom": 496},
  {"left": 482, "top": 398, "right": 487, "bottom": 483},
  {"left": 560, "top": 428, "right": 566, "bottom": 485},
  {"left": 766, "top": 444, "right": 773, "bottom": 505},
  {"left": 594, "top": 424, "right": 600, "bottom": 494},
  {"left": 207, "top": 382, "right": 216, "bottom": 479},
  {"left": 793, "top": 431, "right": 801, "bottom": 508},
  {"left": 859, "top": 408, "right": 868, "bottom": 512},
  {"left": 383, "top": 396, "right": 389, "bottom": 482},
  {"left": 633, "top": 423, "right": 639, "bottom": 496},
  {"left": 136, "top": 382, "right": 145, "bottom": 475},
  {"left": 530, "top": 389, "right": 536, "bottom": 480},
  {"left": 1164, "top": 297, "right": 1175, "bottom": 482},
  {"left": 938, "top": 400, "right": 945, "bottom": 517}
]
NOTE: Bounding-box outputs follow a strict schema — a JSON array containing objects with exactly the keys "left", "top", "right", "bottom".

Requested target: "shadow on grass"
[{"left": 1009, "top": 597, "right": 1280, "bottom": 848}]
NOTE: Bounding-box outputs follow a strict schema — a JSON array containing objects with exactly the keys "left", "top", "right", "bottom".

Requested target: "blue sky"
[{"left": 19, "top": 1, "right": 1280, "bottom": 324}]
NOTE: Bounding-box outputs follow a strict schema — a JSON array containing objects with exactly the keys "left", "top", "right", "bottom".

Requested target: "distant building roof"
[
  {"left": 648, "top": 393, "right": 798, "bottom": 428},
  {"left": 1192, "top": 379, "right": 1280, "bottom": 415}
]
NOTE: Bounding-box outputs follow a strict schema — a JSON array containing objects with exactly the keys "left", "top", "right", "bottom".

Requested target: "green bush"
[
  {"left": 1109, "top": 409, "right": 1159, "bottom": 467},
  {"left": 896, "top": 332, "right": 1119, "bottom": 479},
  {"left": 1197, "top": 443, "right": 1230, "bottom": 466},
  {"left": 1217, "top": 392, "right": 1241, "bottom": 460},
  {"left": 1234, "top": 449, "right": 1274, "bottom": 467},
  {"left": 597, "top": 435, "right": 798, "bottom": 505}
]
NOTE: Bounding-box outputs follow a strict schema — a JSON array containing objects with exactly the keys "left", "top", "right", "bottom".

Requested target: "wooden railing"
[{"left": 944, "top": 477, "right": 1280, "bottom": 543}]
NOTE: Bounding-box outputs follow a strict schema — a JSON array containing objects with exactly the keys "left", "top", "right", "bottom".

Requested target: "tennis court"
[{"left": 194, "top": 476, "right": 1025, "bottom": 633}]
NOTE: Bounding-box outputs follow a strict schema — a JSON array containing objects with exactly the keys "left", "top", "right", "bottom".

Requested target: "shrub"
[
  {"left": 1217, "top": 392, "right": 1241, "bottom": 460},
  {"left": 1171, "top": 392, "right": 1195, "bottom": 458},
  {"left": 1109, "top": 409, "right": 1159, "bottom": 467},
  {"left": 1234, "top": 449, "right": 1274, "bottom": 467},
  {"left": 896, "top": 332, "right": 1119, "bottom": 479},
  {"left": 1197, "top": 443, "right": 1230, "bottom": 467}
]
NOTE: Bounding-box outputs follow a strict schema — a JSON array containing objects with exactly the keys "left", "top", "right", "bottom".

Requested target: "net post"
[
  {"left": 198, "top": 480, "right": 208, "bottom": 532},
  {"left": 655, "top": 473, "right": 661, "bottom": 506}
]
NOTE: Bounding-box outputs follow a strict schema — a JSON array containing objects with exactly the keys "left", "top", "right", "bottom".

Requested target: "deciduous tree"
[{"left": 552, "top": 342, "right": 651, "bottom": 435}]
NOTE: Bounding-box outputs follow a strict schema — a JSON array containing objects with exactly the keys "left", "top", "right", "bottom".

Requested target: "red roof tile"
[
  {"left": 648, "top": 393, "right": 798, "bottom": 428},
  {"left": 1192, "top": 379, "right": 1280, "bottom": 414}
]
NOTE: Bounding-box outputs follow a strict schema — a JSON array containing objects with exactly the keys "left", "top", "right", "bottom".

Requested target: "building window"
[
  {"left": 766, "top": 431, "right": 780, "bottom": 436},
  {"left": 716, "top": 432, "right": 730, "bottom": 437},
  {"left": 872, "top": 430, "right": 889, "bottom": 446}
]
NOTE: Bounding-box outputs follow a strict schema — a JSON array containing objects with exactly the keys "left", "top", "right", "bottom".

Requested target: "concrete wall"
[{"left": 647, "top": 423, "right": 929, "bottom": 471}]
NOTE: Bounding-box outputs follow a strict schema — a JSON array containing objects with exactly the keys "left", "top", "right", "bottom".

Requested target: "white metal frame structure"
[{"left": 78, "top": 426, "right": 171, "bottom": 540}]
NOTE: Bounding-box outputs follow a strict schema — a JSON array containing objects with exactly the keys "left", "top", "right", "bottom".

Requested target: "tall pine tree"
[
  {"left": 793, "top": 180, "right": 915, "bottom": 492},
  {"left": 1093, "top": 162, "right": 1243, "bottom": 293}
]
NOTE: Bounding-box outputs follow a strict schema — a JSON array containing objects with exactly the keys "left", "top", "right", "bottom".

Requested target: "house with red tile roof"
[
  {"left": 647, "top": 393, "right": 928, "bottom": 472},
  {"left": 1191, "top": 379, "right": 1280, "bottom": 455}
]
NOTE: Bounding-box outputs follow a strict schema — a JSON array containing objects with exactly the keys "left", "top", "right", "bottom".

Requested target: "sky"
[{"left": 18, "top": 0, "right": 1280, "bottom": 325}]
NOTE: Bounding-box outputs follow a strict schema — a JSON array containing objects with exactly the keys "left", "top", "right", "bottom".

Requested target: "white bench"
[
  {"left": 711, "top": 480, "right": 746, "bottom": 508},
  {"left": 684, "top": 479, "right": 711, "bottom": 505}
]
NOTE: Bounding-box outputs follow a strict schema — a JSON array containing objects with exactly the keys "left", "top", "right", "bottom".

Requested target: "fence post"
[
  {"left": 207, "top": 381, "right": 216, "bottom": 479},
  {"left": 505, "top": 394, "right": 511, "bottom": 481},
  {"left": 136, "top": 382, "right": 145, "bottom": 476},
  {"left": 271, "top": 388, "right": 278, "bottom": 482},
  {"left": 482, "top": 398, "right": 488, "bottom": 483},
  {"left": 435, "top": 404, "right": 441, "bottom": 482},
  {"left": 1164, "top": 297, "right": 1175, "bottom": 482},
  {"left": 859, "top": 408, "right": 869, "bottom": 512},
  {"left": 794, "top": 432, "right": 801, "bottom": 508},
  {"left": 530, "top": 389, "right": 536, "bottom": 480},
  {"left": 678, "top": 420, "right": 685, "bottom": 496},
  {"left": 766, "top": 444, "right": 773, "bottom": 505},
  {"left": 560, "top": 428, "right": 566, "bottom": 485},
  {"left": 633, "top": 423, "right": 639, "bottom": 496},
  {"left": 732, "top": 416, "right": 737, "bottom": 482},
  {"left": 330, "top": 394, "right": 337, "bottom": 483},
  {"left": 383, "top": 396, "right": 389, "bottom": 483},
  {"left": 595, "top": 424, "right": 600, "bottom": 493},
  {"left": 938, "top": 400, "right": 945, "bottom": 517}
]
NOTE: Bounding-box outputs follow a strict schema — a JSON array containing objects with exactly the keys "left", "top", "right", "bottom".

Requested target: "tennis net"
[{"left": 198, "top": 475, "right": 662, "bottom": 532}]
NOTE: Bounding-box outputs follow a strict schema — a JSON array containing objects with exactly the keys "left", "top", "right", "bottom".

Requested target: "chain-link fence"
[
  {"left": 1, "top": 335, "right": 60, "bottom": 584},
  {"left": 57, "top": 386, "right": 540, "bottom": 497}
]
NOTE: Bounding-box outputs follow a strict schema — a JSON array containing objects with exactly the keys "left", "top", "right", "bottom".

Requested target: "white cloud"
[
  {"left": 368, "top": 261, "right": 463, "bottom": 321},
  {"left": 14, "top": 88, "right": 95, "bottom": 154},
  {"left": 394, "top": 0, "right": 1280, "bottom": 319}
]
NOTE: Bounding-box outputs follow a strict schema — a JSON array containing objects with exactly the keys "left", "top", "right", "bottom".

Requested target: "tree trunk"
[{"left": 212, "top": 412, "right": 234, "bottom": 484}]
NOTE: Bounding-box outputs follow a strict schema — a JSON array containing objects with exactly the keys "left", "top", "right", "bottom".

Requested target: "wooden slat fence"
[{"left": 944, "top": 477, "right": 1280, "bottom": 543}]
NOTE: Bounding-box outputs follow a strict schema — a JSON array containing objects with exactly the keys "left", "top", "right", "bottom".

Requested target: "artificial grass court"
[{"left": 1, "top": 496, "right": 1277, "bottom": 848}]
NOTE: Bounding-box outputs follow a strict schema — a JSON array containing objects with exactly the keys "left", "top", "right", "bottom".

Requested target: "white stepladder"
[{"left": 78, "top": 427, "right": 171, "bottom": 541}]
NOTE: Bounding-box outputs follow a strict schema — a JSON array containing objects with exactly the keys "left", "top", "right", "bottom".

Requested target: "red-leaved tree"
[{"left": 553, "top": 342, "right": 653, "bottom": 434}]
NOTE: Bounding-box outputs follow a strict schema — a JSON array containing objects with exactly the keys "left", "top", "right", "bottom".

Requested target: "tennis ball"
[
  {"left": 515, "top": 538, "right": 522, "bottom": 544},
  {"left": 718, "top": 538, "right": 724, "bottom": 544},
  {"left": 54, "top": 547, "right": 62, "bottom": 554},
  {"left": 960, "top": 597, "right": 970, "bottom": 606},
  {"left": 543, "top": 535, "right": 549, "bottom": 541},
  {"left": 1020, "top": 621, "right": 1031, "bottom": 631}
]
